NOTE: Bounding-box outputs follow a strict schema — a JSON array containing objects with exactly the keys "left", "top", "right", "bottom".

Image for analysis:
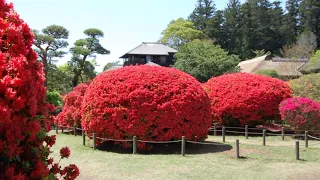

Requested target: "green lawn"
[{"left": 50, "top": 131, "right": 320, "bottom": 180}]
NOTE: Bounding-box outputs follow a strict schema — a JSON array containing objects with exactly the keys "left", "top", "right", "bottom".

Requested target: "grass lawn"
[{"left": 50, "top": 131, "right": 320, "bottom": 180}]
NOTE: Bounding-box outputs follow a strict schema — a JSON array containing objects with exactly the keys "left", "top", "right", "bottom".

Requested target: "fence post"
[
  {"left": 222, "top": 127, "right": 226, "bottom": 143},
  {"left": 55, "top": 125, "right": 58, "bottom": 134},
  {"left": 181, "top": 136, "right": 186, "bottom": 156},
  {"left": 133, "top": 136, "right": 137, "bottom": 154},
  {"left": 93, "top": 133, "right": 96, "bottom": 150},
  {"left": 74, "top": 126, "right": 76, "bottom": 136},
  {"left": 82, "top": 130, "right": 85, "bottom": 146},
  {"left": 281, "top": 127, "right": 284, "bottom": 141},
  {"left": 214, "top": 123, "right": 217, "bottom": 136},
  {"left": 236, "top": 139, "right": 240, "bottom": 159},
  {"left": 263, "top": 130, "right": 266, "bottom": 146},
  {"left": 296, "top": 141, "right": 300, "bottom": 160},
  {"left": 305, "top": 131, "right": 308, "bottom": 148},
  {"left": 245, "top": 125, "right": 248, "bottom": 139}
]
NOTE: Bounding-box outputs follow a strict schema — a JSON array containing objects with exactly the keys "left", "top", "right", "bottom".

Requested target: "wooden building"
[{"left": 120, "top": 42, "right": 177, "bottom": 66}]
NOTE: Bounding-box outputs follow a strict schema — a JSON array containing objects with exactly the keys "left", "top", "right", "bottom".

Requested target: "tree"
[
  {"left": 299, "top": 0, "right": 320, "bottom": 47},
  {"left": 103, "top": 61, "right": 120, "bottom": 71},
  {"left": 159, "top": 18, "right": 205, "bottom": 49},
  {"left": 189, "top": 0, "right": 216, "bottom": 32},
  {"left": 281, "top": 31, "right": 317, "bottom": 58},
  {"left": 47, "top": 64, "right": 73, "bottom": 94},
  {"left": 224, "top": 0, "right": 241, "bottom": 54},
  {"left": 33, "top": 25, "right": 69, "bottom": 86},
  {"left": 282, "top": 0, "right": 301, "bottom": 45},
  {"left": 174, "top": 39, "right": 240, "bottom": 82},
  {"left": 69, "top": 28, "right": 110, "bottom": 87}
]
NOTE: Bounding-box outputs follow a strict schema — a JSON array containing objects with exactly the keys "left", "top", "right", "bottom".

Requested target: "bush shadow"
[{"left": 96, "top": 141, "right": 232, "bottom": 155}]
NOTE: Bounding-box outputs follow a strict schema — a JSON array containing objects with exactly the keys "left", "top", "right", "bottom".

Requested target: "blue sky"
[{"left": 10, "top": 0, "right": 282, "bottom": 72}]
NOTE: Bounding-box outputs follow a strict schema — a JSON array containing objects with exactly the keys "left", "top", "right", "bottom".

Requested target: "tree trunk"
[
  {"left": 42, "top": 56, "right": 48, "bottom": 87},
  {"left": 72, "top": 70, "right": 81, "bottom": 87}
]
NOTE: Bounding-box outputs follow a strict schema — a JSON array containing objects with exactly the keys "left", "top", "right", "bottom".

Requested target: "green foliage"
[
  {"left": 281, "top": 31, "right": 317, "bottom": 58},
  {"left": 159, "top": 18, "right": 205, "bottom": 49},
  {"left": 69, "top": 28, "right": 110, "bottom": 87},
  {"left": 251, "top": 49, "right": 271, "bottom": 57},
  {"left": 174, "top": 39, "right": 240, "bottom": 82},
  {"left": 46, "top": 90, "right": 63, "bottom": 106},
  {"left": 47, "top": 64, "right": 73, "bottom": 94},
  {"left": 256, "top": 69, "right": 280, "bottom": 78},
  {"left": 289, "top": 73, "right": 320, "bottom": 102},
  {"left": 103, "top": 61, "right": 120, "bottom": 71},
  {"left": 189, "top": 0, "right": 215, "bottom": 32}
]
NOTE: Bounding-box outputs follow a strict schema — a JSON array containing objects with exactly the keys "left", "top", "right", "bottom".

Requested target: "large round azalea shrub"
[
  {"left": 289, "top": 73, "right": 320, "bottom": 103},
  {"left": 0, "top": 1, "right": 78, "bottom": 179},
  {"left": 279, "top": 97, "right": 320, "bottom": 131},
  {"left": 81, "top": 65, "right": 212, "bottom": 149},
  {"left": 56, "top": 83, "right": 88, "bottom": 127},
  {"left": 203, "top": 73, "right": 292, "bottom": 126}
]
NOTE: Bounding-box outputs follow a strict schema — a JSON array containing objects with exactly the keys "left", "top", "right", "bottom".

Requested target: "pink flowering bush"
[
  {"left": 81, "top": 65, "right": 212, "bottom": 149},
  {"left": 279, "top": 97, "right": 320, "bottom": 131},
  {"left": 56, "top": 83, "right": 88, "bottom": 127}
]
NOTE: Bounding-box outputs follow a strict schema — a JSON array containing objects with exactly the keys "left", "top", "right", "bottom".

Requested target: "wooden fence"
[{"left": 55, "top": 124, "right": 320, "bottom": 161}]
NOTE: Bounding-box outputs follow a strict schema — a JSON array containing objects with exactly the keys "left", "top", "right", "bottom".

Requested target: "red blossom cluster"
[
  {"left": 0, "top": 0, "right": 79, "bottom": 179},
  {"left": 56, "top": 83, "right": 88, "bottom": 127},
  {"left": 203, "top": 73, "right": 292, "bottom": 126},
  {"left": 81, "top": 65, "right": 212, "bottom": 149},
  {"left": 279, "top": 97, "right": 320, "bottom": 131}
]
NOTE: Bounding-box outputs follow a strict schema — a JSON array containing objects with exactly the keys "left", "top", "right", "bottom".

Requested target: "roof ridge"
[{"left": 143, "top": 42, "right": 162, "bottom": 44}]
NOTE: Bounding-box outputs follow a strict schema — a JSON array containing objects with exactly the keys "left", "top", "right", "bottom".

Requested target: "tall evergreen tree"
[
  {"left": 224, "top": 0, "right": 241, "bottom": 54},
  {"left": 189, "top": 0, "right": 216, "bottom": 33},
  {"left": 282, "top": 0, "right": 301, "bottom": 45},
  {"left": 299, "top": 0, "right": 320, "bottom": 47}
]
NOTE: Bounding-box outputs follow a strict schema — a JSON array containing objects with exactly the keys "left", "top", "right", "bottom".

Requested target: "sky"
[{"left": 9, "top": 0, "right": 282, "bottom": 72}]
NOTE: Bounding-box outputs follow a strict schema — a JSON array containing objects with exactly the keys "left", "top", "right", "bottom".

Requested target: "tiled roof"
[{"left": 120, "top": 42, "right": 177, "bottom": 58}]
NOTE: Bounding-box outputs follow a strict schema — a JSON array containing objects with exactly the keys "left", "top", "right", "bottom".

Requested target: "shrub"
[
  {"left": 81, "top": 65, "right": 212, "bottom": 149},
  {"left": 56, "top": 83, "right": 88, "bottom": 127},
  {"left": 289, "top": 73, "right": 320, "bottom": 102},
  {"left": 256, "top": 69, "right": 280, "bottom": 78},
  {"left": 0, "top": 1, "right": 78, "bottom": 179},
  {"left": 279, "top": 97, "right": 320, "bottom": 131},
  {"left": 47, "top": 90, "right": 63, "bottom": 106},
  {"left": 203, "top": 73, "right": 292, "bottom": 126}
]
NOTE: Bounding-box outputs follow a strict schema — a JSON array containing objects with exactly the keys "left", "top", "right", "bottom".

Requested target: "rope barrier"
[
  {"left": 225, "top": 127, "right": 245, "bottom": 129},
  {"left": 137, "top": 140, "right": 181, "bottom": 143},
  {"left": 95, "top": 137, "right": 133, "bottom": 142},
  {"left": 308, "top": 135, "right": 320, "bottom": 141},
  {"left": 226, "top": 130, "right": 246, "bottom": 134},
  {"left": 209, "top": 130, "right": 223, "bottom": 132},
  {"left": 186, "top": 141, "right": 227, "bottom": 146}
]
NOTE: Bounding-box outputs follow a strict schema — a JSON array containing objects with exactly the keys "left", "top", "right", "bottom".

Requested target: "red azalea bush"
[
  {"left": 279, "top": 97, "right": 320, "bottom": 131},
  {"left": 0, "top": 1, "right": 79, "bottom": 179},
  {"left": 203, "top": 73, "right": 292, "bottom": 126},
  {"left": 56, "top": 83, "right": 88, "bottom": 127},
  {"left": 81, "top": 65, "right": 212, "bottom": 149}
]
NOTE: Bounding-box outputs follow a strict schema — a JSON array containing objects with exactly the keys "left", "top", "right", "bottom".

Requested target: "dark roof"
[{"left": 120, "top": 42, "right": 177, "bottom": 58}]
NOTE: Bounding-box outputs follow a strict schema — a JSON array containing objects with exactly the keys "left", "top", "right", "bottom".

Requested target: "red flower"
[
  {"left": 61, "top": 164, "right": 80, "bottom": 180},
  {"left": 57, "top": 83, "right": 88, "bottom": 127},
  {"left": 60, "top": 147, "right": 71, "bottom": 159},
  {"left": 203, "top": 73, "right": 292, "bottom": 126},
  {"left": 81, "top": 65, "right": 212, "bottom": 149},
  {"left": 50, "top": 163, "right": 60, "bottom": 175}
]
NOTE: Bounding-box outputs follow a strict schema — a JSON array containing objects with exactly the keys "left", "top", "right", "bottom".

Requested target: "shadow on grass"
[{"left": 95, "top": 141, "right": 232, "bottom": 155}]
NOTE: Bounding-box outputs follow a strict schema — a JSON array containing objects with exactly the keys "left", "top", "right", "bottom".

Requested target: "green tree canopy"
[
  {"left": 33, "top": 25, "right": 69, "bottom": 86},
  {"left": 159, "top": 18, "right": 205, "bottom": 49},
  {"left": 69, "top": 28, "right": 110, "bottom": 87},
  {"left": 174, "top": 39, "right": 240, "bottom": 82}
]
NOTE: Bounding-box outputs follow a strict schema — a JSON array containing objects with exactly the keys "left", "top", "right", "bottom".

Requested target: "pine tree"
[
  {"left": 299, "top": 0, "right": 320, "bottom": 47},
  {"left": 224, "top": 0, "right": 241, "bottom": 54},
  {"left": 189, "top": 0, "right": 216, "bottom": 32},
  {"left": 282, "top": 0, "right": 301, "bottom": 45}
]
